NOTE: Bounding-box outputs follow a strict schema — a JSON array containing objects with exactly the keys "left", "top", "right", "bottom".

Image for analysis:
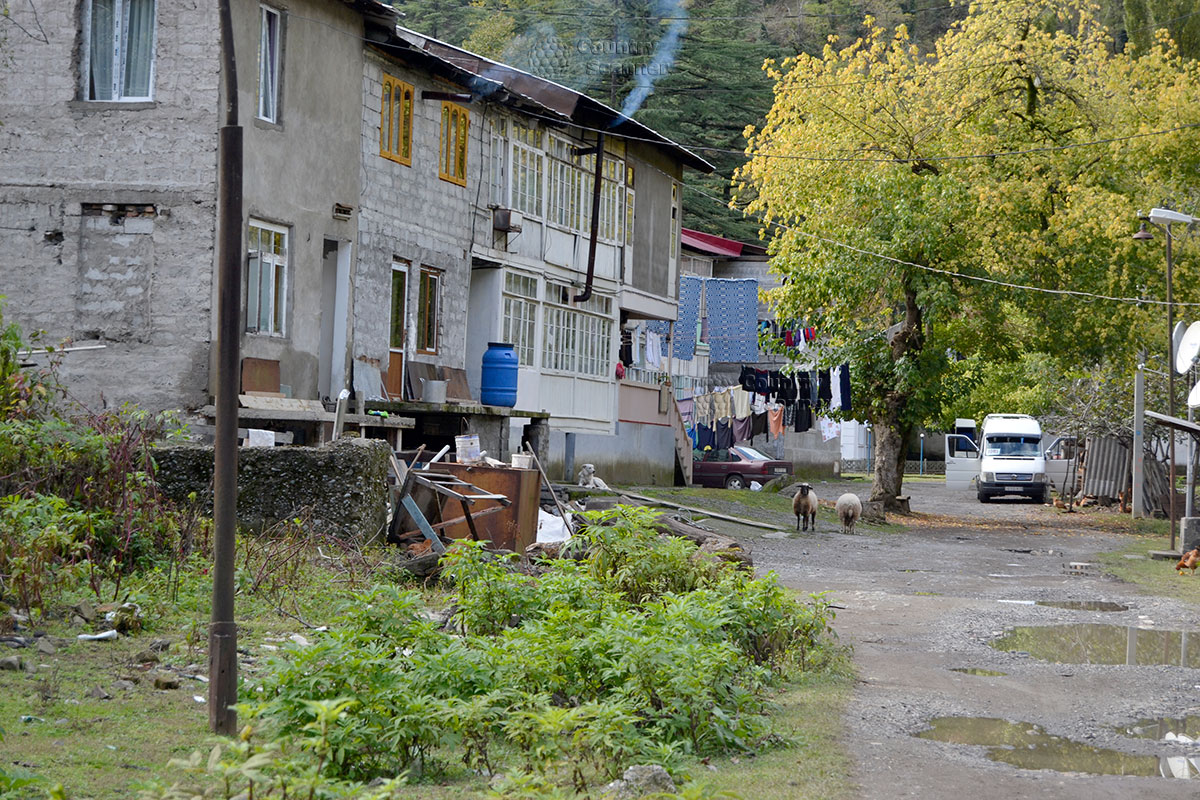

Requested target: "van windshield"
[{"left": 983, "top": 435, "right": 1041, "bottom": 457}]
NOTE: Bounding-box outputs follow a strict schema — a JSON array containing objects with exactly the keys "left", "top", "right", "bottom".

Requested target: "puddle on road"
[
  {"left": 950, "top": 667, "right": 1008, "bottom": 676},
  {"left": 1035, "top": 600, "right": 1129, "bottom": 612},
  {"left": 917, "top": 717, "right": 1170, "bottom": 777},
  {"left": 991, "top": 624, "right": 1200, "bottom": 667},
  {"left": 1122, "top": 716, "right": 1200, "bottom": 741}
]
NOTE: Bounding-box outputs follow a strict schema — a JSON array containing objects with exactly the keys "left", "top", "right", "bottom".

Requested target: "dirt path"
[{"left": 748, "top": 481, "right": 1200, "bottom": 799}]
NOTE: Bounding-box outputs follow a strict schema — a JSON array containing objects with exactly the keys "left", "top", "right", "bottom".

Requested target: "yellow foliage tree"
[{"left": 736, "top": 0, "right": 1200, "bottom": 505}]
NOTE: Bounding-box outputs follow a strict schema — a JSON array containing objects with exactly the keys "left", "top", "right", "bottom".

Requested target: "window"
[
  {"left": 548, "top": 137, "right": 590, "bottom": 232},
  {"left": 416, "top": 267, "right": 440, "bottom": 354},
  {"left": 84, "top": 0, "right": 156, "bottom": 101},
  {"left": 625, "top": 165, "right": 636, "bottom": 246},
  {"left": 257, "top": 6, "right": 281, "bottom": 122},
  {"left": 510, "top": 123, "right": 544, "bottom": 218},
  {"left": 381, "top": 75, "right": 414, "bottom": 165},
  {"left": 541, "top": 284, "right": 613, "bottom": 378},
  {"left": 439, "top": 102, "right": 469, "bottom": 186},
  {"left": 247, "top": 221, "right": 288, "bottom": 335},
  {"left": 489, "top": 118, "right": 507, "bottom": 206},
  {"left": 389, "top": 263, "right": 408, "bottom": 350},
  {"left": 502, "top": 271, "right": 538, "bottom": 366}
]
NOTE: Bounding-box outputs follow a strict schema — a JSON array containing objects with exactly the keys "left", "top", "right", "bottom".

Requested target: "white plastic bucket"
[
  {"left": 455, "top": 434, "right": 481, "bottom": 464},
  {"left": 511, "top": 453, "right": 533, "bottom": 469}
]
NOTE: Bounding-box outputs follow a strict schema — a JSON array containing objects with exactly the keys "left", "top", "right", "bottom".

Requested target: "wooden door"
[{"left": 385, "top": 263, "right": 408, "bottom": 399}]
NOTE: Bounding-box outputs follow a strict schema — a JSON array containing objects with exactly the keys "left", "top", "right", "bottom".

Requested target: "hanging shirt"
[
  {"left": 830, "top": 366, "right": 843, "bottom": 411},
  {"left": 677, "top": 397, "right": 694, "bottom": 427},
  {"left": 732, "top": 415, "right": 752, "bottom": 444},
  {"left": 795, "top": 402, "right": 813, "bottom": 433},
  {"left": 819, "top": 416, "right": 839, "bottom": 442},
  {"left": 838, "top": 362, "right": 852, "bottom": 411},
  {"left": 817, "top": 369, "right": 832, "bottom": 409},
  {"left": 645, "top": 330, "right": 663, "bottom": 369},
  {"left": 768, "top": 406, "right": 784, "bottom": 438},
  {"left": 731, "top": 386, "right": 753, "bottom": 419},
  {"left": 712, "top": 389, "right": 732, "bottom": 420},
  {"left": 751, "top": 411, "right": 768, "bottom": 438},
  {"left": 697, "top": 423, "right": 715, "bottom": 451},
  {"left": 715, "top": 419, "right": 734, "bottom": 450}
]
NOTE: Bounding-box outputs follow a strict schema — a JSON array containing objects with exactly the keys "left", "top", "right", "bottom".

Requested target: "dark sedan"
[{"left": 692, "top": 446, "right": 792, "bottom": 489}]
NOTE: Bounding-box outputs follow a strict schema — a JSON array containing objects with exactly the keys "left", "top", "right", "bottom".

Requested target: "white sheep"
[
  {"left": 836, "top": 492, "right": 863, "bottom": 535},
  {"left": 793, "top": 483, "right": 817, "bottom": 531}
]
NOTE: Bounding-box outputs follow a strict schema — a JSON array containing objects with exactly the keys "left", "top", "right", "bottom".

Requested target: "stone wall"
[{"left": 154, "top": 438, "right": 390, "bottom": 540}]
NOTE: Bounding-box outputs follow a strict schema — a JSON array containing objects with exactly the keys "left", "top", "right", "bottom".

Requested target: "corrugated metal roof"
[
  {"left": 388, "top": 27, "right": 715, "bottom": 173},
  {"left": 681, "top": 227, "right": 767, "bottom": 257}
]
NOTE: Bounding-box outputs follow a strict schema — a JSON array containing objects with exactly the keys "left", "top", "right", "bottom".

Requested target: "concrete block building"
[{"left": 0, "top": 0, "right": 710, "bottom": 483}]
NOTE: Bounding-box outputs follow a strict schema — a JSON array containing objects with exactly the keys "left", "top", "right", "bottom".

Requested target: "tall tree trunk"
[{"left": 869, "top": 277, "right": 923, "bottom": 510}]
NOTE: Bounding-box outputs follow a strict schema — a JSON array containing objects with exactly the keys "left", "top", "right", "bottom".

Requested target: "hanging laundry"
[
  {"left": 794, "top": 401, "right": 813, "bottom": 433},
  {"left": 797, "top": 372, "right": 812, "bottom": 405},
  {"left": 705, "top": 278, "right": 759, "bottom": 363},
  {"left": 732, "top": 415, "right": 752, "bottom": 443},
  {"left": 751, "top": 411, "right": 768, "bottom": 439},
  {"left": 739, "top": 365, "right": 756, "bottom": 392},
  {"left": 783, "top": 402, "right": 796, "bottom": 428},
  {"left": 715, "top": 419, "right": 734, "bottom": 450},
  {"left": 768, "top": 406, "right": 784, "bottom": 438},
  {"left": 645, "top": 330, "right": 663, "bottom": 369},
  {"left": 818, "top": 416, "right": 840, "bottom": 442},
  {"left": 646, "top": 320, "right": 671, "bottom": 357},
  {"left": 712, "top": 389, "right": 732, "bottom": 420},
  {"left": 830, "top": 365, "right": 842, "bottom": 411},
  {"left": 697, "top": 423, "right": 715, "bottom": 451},
  {"left": 631, "top": 322, "right": 643, "bottom": 366},
  {"left": 672, "top": 277, "right": 702, "bottom": 361},
  {"left": 730, "top": 386, "right": 752, "bottom": 419},
  {"left": 688, "top": 425, "right": 698, "bottom": 449},
  {"left": 784, "top": 330, "right": 794, "bottom": 347},
  {"left": 677, "top": 397, "right": 694, "bottom": 426},
  {"left": 753, "top": 369, "right": 770, "bottom": 396},
  {"left": 694, "top": 394, "right": 711, "bottom": 425},
  {"left": 837, "top": 362, "right": 852, "bottom": 411},
  {"left": 817, "top": 369, "right": 832, "bottom": 410}
]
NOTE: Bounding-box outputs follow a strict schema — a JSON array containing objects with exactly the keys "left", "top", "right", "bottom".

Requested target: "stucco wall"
[
  {"left": 232, "top": 0, "right": 364, "bottom": 401},
  {"left": 544, "top": 423, "right": 676, "bottom": 487},
  {"left": 0, "top": 0, "right": 220, "bottom": 411}
]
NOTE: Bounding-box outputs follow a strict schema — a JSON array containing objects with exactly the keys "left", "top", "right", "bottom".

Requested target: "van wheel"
[
  {"left": 977, "top": 491, "right": 991, "bottom": 503},
  {"left": 725, "top": 474, "right": 746, "bottom": 490}
]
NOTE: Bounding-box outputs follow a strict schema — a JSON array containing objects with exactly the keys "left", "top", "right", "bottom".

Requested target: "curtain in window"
[
  {"left": 122, "top": 0, "right": 155, "bottom": 98},
  {"left": 89, "top": 0, "right": 115, "bottom": 100},
  {"left": 258, "top": 9, "right": 278, "bottom": 120}
]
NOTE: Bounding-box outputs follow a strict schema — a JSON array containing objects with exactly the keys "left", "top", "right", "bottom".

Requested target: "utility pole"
[
  {"left": 210, "top": 0, "right": 243, "bottom": 735},
  {"left": 1132, "top": 359, "right": 1145, "bottom": 518}
]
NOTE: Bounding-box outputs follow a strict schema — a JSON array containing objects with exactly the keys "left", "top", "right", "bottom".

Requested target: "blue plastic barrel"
[{"left": 480, "top": 342, "right": 518, "bottom": 407}]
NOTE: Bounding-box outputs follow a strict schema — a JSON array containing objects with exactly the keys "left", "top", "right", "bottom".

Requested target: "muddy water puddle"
[
  {"left": 1122, "top": 716, "right": 1200, "bottom": 741},
  {"left": 991, "top": 623, "right": 1200, "bottom": 667},
  {"left": 917, "top": 717, "right": 1194, "bottom": 777},
  {"left": 949, "top": 667, "right": 1008, "bottom": 677}
]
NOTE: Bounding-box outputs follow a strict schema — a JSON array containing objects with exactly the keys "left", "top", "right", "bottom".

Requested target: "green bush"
[{"left": 242, "top": 507, "right": 837, "bottom": 792}]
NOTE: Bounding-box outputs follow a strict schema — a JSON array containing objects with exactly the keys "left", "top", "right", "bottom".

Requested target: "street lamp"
[
  {"left": 1135, "top": 207, "right": 1199, "bottom": 550},
  {"left": 919, "top": 431, "right": 925, "bottom": 475}
]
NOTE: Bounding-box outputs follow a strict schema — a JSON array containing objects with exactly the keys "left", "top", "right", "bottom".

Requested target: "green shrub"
[{"left": 241, "top": 508, "right": 838, "bottom": 792}]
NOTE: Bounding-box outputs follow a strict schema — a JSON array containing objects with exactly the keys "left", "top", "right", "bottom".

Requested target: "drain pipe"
[{"left": 574, "top": 132, "right": 605, "bottom": 303}]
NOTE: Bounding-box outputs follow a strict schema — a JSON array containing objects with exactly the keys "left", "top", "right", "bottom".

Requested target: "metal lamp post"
[
  {"left": 919, "top": 432, "right": 925, "bottom": 475},
  {"left": 1135, "top": 208, "right": 1199, "bottom": 551}
]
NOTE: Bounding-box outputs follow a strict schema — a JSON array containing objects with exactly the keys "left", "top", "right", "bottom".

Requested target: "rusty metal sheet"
[{"left": 430, "top": 463, "right": 538, "bottom": 552}]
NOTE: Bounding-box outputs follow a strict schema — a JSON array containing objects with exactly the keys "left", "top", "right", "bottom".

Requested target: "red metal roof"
[{"left": 680, "top": 228, "right": 765, "bottom": 258}]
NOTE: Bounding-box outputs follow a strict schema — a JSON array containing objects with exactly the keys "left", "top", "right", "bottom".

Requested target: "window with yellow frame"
[
  {"left": 439, "top": 102, "right": 469, "bottom": 186},
  {"left": 380, "top": 75, "right": 413, "bottom": 165}
]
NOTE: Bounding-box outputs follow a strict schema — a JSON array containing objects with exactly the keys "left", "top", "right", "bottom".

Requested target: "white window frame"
[
  {"left": 246, "top": 220, "right": 288, "bottom": 336},
  {"left": 541, "top": 284, "right": 613, "bottom": 378},
  {"left": 82, "top": 0, "right": 157, "bottom": 102},
  {"left": 489, "top": 118, "right": 508, "bottom": 207},
  {"left": 416, "top": 266, "right": 442, "bottom": 355},
  {"left": 257, "top": 5, "right": 281, "bottom": 123},
  {"left": 509, "top": 123, "right": 545, "bottom": 220},
  {"left": 502, "top": 271, "right": 539, "bottom": 366}
]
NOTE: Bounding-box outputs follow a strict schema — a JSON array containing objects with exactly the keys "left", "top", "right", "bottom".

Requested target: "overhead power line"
[{"left": 684, "top": 183, "right": 1200, "bottom": 308}]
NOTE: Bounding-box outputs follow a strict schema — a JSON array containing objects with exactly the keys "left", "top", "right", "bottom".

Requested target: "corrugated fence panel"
[{"left": 1083, "top": 436, "right": 1130, "bottom": 499}]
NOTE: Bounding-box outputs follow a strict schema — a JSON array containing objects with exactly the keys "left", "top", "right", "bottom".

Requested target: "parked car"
[{"left": 693, "top": 446, "right": 792, "bottom": 489}]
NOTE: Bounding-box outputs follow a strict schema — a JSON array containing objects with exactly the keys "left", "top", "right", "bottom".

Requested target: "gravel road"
[{"left": 746, "top": 480, "right": 1200, "bottom": 799}]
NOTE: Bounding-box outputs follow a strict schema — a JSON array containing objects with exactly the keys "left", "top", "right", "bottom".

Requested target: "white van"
[{"left": 976, "top": 414, "right": 1049, "bottom": 503}]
